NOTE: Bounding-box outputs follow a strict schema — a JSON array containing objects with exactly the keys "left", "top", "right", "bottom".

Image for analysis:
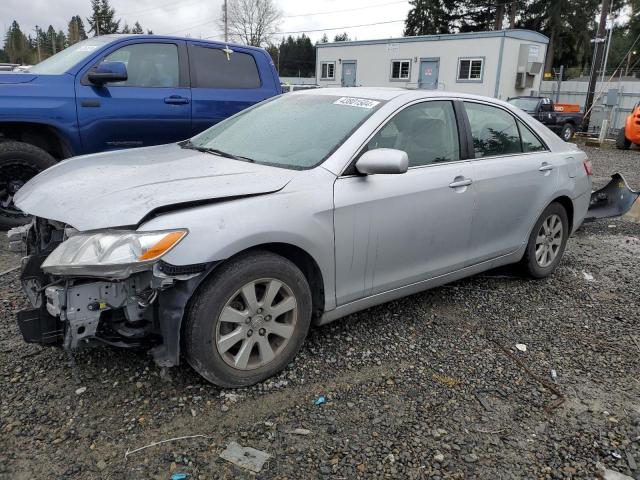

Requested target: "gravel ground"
[{"left": 1, "top": 143, "right": 639, "bottom": 480}]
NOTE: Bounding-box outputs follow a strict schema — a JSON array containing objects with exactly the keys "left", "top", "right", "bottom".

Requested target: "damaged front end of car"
[{"left": 9, "top": 218, "right": 215, "bottom": 367}]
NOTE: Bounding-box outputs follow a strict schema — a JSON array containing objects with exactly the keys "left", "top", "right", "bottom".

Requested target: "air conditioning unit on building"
[{"left": 515, "top": 44, "right": 542, "bottom": 89}]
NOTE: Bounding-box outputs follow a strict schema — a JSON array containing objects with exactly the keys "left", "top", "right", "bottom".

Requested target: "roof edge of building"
[{"left": 316, "top": 29, "right": 549, "bottom": 48}]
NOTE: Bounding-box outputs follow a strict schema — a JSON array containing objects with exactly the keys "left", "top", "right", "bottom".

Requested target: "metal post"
[
  {"left": 555, "top": 65, "right": 564, "bottom": 103},
  {"left": 224, "top": 0, "right": 228, "bottom": 43},
  {"left": 582, "top": 0, "right": 610, "bottom": 133},
  {"left": 601, "top": 9, "right": 614, "bottom": 84}
]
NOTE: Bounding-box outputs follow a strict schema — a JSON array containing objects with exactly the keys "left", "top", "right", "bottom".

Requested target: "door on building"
[
  {"left": 341, "top": 61, "right": 357, "bottom": 87},
  {"left": 418, "top": 58, "right": 439, "bottom": 90}
]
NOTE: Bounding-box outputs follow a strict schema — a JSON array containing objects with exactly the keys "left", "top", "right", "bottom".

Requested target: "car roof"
[{"left": 293, "top": 87, "right": 519, "bottom": 105}]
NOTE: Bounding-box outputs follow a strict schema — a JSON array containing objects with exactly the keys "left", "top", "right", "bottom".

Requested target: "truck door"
[
  {"left": 187, "top": 42, "right": 276, "bottom": 135},
  {"left": 75, "top": 40, "right": 192, "bottom": 153}
]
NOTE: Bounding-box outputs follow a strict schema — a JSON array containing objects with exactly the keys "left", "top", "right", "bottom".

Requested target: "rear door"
[
  {"left": 418, "top": 59, "right": 439, "bottom": 89},
  {"left": 462, "top": 101, "right": 559, "bottom": 263},
  {"left": 188, "top": 42, "right": 277, "bottom": 135},
  {"left": 76, "top": 39, "right": 192, "bottom": 153}
]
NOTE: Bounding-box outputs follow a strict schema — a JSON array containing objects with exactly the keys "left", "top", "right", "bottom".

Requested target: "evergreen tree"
[
  {"left": 318, "top": 33, "right": 328, "bottom": 44},
  {"left": 3, "top": 21, "right": 33, "bottom": 64},
  {"left": 132, "top": 22, "right": 144, "bottom": 34},
  {"left": 404, "top": 0, "right": 459, "bottom": 36},
  {"left": 87, "top": 0, "right": 120, "bottom": 36},
  {"left": 121, "top": 23, "right": 131, "bottom": 34},
  {"left": 67, "top": 15, "right": 87, "bottom": 45},
  {"left": 0, "top": 49, "right": 9, "bottom": 63},
  {"left": 333, "top": 32, "right": 350, "bottom": 42},
  {"left": 46, "top": 25, "right": 57, "bottom": 55}
]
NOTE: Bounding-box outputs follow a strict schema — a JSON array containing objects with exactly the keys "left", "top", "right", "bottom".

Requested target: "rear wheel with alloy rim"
[
  {"left": 184, "top": 250, "right": 312, "bottom": 387},
  {"left": 521, "top": 202, "right": 569, "bottom": 278}
]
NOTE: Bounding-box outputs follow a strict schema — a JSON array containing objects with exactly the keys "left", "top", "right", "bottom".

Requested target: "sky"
[{"left": 1, "top": 0, "right": 413, "bottom": 44}]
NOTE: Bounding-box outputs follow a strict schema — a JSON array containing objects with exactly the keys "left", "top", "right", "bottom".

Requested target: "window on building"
[
  {"left": 458, "top": 58, "right": 483, "bottom": 81},
  {"left": 391, "top": 60, "right": 411, "bottom": 80},
  {"left": 321, "top": 62, "right": 335, "bottom": 79},
  {"left": 464, "top": 102, "right": 522, "bottom": 158},
  {"left": 189, "top": 45, "right": 261, "bottom": 89}
]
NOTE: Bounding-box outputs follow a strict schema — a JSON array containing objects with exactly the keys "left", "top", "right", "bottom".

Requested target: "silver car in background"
[{"left": 12, "top": 88, "right": 593, "bottom": 387}]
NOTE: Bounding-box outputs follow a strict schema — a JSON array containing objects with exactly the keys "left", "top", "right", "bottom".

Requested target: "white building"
[{"left": 315, "top": 29, "right": 548, "bottom": 100}]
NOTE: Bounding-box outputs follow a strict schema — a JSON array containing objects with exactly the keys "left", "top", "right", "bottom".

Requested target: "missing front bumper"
[{"left": 586, "top": 173, "right": 640, "bottom": 220}]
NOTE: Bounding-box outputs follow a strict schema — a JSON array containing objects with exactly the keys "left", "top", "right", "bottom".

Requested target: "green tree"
[
  {"left": 404, "top": 0, "right": 459, "bottom": 35},
  {"left": 132, "top": 21, "right": 144, "bottom": 34},
  {"left": 318, "top": 33, "right": 328, "bottom": 43},
  {"left": 333, "top": 32, "right": 350, "bottom": 42},
  {"left": 121, "top": 23, "right": 131, "bottom": 34},
  {"left": 3, "top": 21, "right": 34, "bottom": 64},
  {"left": 0, "top": 49, "right": 9, "bottom": 62},
  {"left": 87, "top": 0, "right": 120, "bottom": 36},
  {"left": 67, "top": 15, "right": 87, "bottom": 45}
]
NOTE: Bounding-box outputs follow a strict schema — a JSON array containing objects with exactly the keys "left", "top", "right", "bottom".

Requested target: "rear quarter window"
[{"left": 189, "top": 45, "right": 261, "bottom": 89}]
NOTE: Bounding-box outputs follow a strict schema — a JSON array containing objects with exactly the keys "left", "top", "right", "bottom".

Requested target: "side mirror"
[
  {"left": 88, "top": 61, "right": 127, "bottom": 85},
  {"left": 355, "top": 148, "right": 408, "bottom": 175}
]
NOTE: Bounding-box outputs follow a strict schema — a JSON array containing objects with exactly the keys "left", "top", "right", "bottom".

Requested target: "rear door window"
[
  {"left": 518, "top": 119, "right": 547, "bottom": 152},
  {"left": 464, "top": 102, "right": 522, "bottom": 158},
  {"left": 189, "top": 45, "right": 261, "bottom": 89}
]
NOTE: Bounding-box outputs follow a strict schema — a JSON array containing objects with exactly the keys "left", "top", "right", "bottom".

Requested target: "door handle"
[
  {"left": 449, "top": 177, "right": 473, "bottom": 188},
  {"left": 164, "top": 95, "right": 190, "bottom": 105},
  {"left": 538, "top": 163, "right": 554, "bottom": 172}
]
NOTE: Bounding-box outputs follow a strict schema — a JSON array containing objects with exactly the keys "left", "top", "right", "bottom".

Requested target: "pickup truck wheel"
[
  {"left": 616, "top": 127, "right": 632, "bottom": 150},
  {"left": 183, "top": 250, "right": 312, "bottom": 388},
  {"left": 0, "top": 141, "right": 56, "bottom": 229},
  {"left": 521, "top": 202, "right": 569, "bottom": 279},
  {"left": 561, "top": 123, "right": 575, "bottom": 142}
]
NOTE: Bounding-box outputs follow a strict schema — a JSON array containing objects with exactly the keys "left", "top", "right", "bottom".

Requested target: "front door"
[
  {"left": 333, "top": 100, "right": 475, "bottom": 305},
  {"left": 418, "top": 59, "right": 439, "bottom": 90},
  {"left": 462, "top": 101, "right": 560, "bottom": 263},
  {"left": 76, "top": 40, "right": 192, "bottom": 154},
  {"left": 341, "top": 61, "right": 357, "bottom": 87}
]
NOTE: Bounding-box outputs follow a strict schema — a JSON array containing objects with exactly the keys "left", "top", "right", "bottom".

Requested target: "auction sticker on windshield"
[{"left": 334, "top": 97, "right": 380, "bottom": 109}]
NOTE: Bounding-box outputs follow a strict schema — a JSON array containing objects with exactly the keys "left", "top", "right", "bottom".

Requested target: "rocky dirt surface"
[{"left": 0, "top": 145, "right": 639, "bottom": 480}]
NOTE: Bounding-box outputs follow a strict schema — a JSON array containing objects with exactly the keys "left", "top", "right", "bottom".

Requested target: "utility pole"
[
  {"left": 600, "top": 3, "right": 614, "bottom": 85},
  {"left": 34, "top": 26, "right": 41, "bottom": 62},
  {"left": 224, "top": 0, "right": 228, "bottom": 42},
  {"left": 582, "top": 0, "right": 610, "bottom": 133}
]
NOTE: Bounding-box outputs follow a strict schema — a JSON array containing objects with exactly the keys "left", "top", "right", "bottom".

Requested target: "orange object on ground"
[{"left": 623, "top": 104, "right": 640, "bottom": 144}]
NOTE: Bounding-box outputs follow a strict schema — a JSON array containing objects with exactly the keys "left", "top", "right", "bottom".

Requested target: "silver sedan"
[{"left": 14, "top": 88, "right": 593, "bottom": 387}]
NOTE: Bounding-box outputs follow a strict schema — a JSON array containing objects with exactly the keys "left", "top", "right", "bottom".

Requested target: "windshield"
[
  {"left": 507, "top": 97, "right": 541, "bottom": 112},
  {"left": 190, "top": 94, "right": 385, "bottom": 169},
  {"left": 28, "top": 37, "right": 113, "bottom": 75}
]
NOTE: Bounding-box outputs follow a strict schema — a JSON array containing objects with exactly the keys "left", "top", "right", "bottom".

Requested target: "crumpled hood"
[
  {"left": 0, "top": 73, "right": 37, "bottom": 84},
  {"left": 16, "top": 143, "right": 295, "bottom": 230}
]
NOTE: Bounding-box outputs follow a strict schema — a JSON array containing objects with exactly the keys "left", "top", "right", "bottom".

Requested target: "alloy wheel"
[
  {"left": 215, "top": 278, "right": 298, "bottom": 370},
  {"left": 535, "top": 214, "right": 563, "bottom": 268}
]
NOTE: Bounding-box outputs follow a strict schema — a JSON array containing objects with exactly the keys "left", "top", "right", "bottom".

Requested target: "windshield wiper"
[{"left": 180, "top": 140, "right": 255, "bottom": 162}]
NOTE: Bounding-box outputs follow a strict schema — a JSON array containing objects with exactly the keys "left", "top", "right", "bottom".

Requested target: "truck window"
[
  {"left": 103, "top": 43, "right": 179, "bottom": 88},
  {"left": 189, "top": 45, "right": 261, "bottom": 89}
]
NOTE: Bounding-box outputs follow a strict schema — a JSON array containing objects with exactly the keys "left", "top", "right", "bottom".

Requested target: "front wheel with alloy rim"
[
  {"left": 521, "top": 202, "right": 569, "bottom": 278},
  {"left": 0, "top": 141, "right": 57, "bottom": 229},
  {"left": 183, "top": 250, "right": 312, "bottom": 387}
]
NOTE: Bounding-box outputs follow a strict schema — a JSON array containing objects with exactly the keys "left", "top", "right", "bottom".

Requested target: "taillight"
[{"left": 583, "top": 158, "right": 593, "bottom": 176}]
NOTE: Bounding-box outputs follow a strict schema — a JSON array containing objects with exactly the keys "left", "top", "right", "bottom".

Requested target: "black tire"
[
  {"left": 0, "top": 141, "right": 56, "bottom": 229},
  {"left": 560, "top": 123, "right": 575, "bottom": 142},
  {"left": 521, "top": 202, "right": 569, "bottom": 279},
  {"left": 183, "top": 250, "right": 312, "bottom": 388},
  {"left": 616, "top": 127, "right": 632, "bottom": 150}
]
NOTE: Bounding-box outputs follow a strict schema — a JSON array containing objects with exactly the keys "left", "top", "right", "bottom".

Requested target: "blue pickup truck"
[{"left": 0, "top": 35, "right": 282, "bottom": 228}]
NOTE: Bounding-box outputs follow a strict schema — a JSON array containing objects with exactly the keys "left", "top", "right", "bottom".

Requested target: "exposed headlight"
[{"left": 41, "top": 229, "right": 187, "bottom": 278}]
